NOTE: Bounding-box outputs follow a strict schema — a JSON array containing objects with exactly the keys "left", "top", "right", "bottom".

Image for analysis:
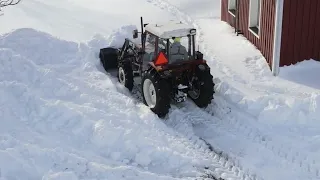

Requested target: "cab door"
[{"left": 142, "top": 32, "right": 158, "bottom": 70}]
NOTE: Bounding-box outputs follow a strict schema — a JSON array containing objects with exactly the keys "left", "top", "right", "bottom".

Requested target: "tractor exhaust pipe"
[{"left": 140, "top": 17, "right": 144, "bottom": 46}]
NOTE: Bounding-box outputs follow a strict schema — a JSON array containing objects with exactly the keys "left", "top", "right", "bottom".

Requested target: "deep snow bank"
[
  {"left": 214, "top": 79, "right": 320, "bottom": 124},
  {"left": 279, "top": 59, "right": 320, "bottom": 90}
]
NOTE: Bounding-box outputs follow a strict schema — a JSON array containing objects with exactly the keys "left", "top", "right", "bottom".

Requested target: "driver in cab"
[{"left": 169, "top": 37, "right": 188, "bottom": 63}]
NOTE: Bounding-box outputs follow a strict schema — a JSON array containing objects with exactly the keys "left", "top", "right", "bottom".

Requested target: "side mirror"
[
  {"left": 195, "top": 51, "right": 203, "bottom": 60},
  {"left": 133, "top": 29, "right": 138, "bottom": 39}
]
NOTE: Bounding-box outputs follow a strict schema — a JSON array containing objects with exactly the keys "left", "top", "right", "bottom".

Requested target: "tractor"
[{"left": 99, "top": 17, "right": 215, "bottom": 118}]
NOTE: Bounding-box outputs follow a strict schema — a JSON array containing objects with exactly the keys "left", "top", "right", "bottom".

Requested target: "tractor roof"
[{"left": 145, "top": 21, "right": 196, "bottom": 39}]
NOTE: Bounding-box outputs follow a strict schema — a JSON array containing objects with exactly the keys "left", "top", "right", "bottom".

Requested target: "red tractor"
[{"left": 99, "top": 17, "right": 215, "bottom": 118}]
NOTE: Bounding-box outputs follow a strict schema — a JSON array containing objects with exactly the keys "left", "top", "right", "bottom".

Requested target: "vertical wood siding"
[
  {"left": 315, "top": 1, "right": 320, "bottom": 62},
  {"left": 278, "top": 0, "right": 320, "bottom": 66},
  {"left": 221, "top": 0, "right": 275, "bottom": 67},
  {"left": 221, "top": 0, "right": 235, "bottom": 27}
]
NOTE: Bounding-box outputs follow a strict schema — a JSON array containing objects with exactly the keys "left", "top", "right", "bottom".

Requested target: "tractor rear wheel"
[
  {"left": 142, "top": 69, "right": 171, "bottom": 118},
  {"left": 118, "top": 60, "right": 134, "bottom": 91},
  {"left": 99, "top": 48, "right": 118, "bottom": 71},
  {"left": 188, "top": 66, "right": 215, "bottom": 108}
]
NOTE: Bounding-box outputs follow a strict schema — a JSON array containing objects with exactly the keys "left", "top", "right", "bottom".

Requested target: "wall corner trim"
[{"left": 272, "top": 0, "right": 284, "bottom": 76}]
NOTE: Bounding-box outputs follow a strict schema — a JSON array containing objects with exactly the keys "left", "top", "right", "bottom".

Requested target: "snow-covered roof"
[{"left": 145, "top": 21, "right": 196, "bottom": 39}]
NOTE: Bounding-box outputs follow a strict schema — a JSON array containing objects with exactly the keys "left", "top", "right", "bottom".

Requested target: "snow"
[
  {"left": 159, "top": 0, "right": 320, "bottom": 123},
  {"left": 145, "top": 21, "right": 195, "bottom": 39},
  {"left": 156, "top": 0, "right": 320, "bottom": 179},
  {"left": 279, "top": 59, "right": 320, "bottom": 89},
  {"left": 1, "top": 0, "right": 320, "bottom": 180},
  {"left": 0, "top": 27, "right": 225, "bottom": 180},
  {"left": 0, "top": 0, "right": 174, "bottom": 42}
]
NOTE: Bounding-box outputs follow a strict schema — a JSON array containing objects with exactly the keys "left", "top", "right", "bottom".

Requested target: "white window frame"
[
  {"left": 248, "top": 0, "right": 262, "bottom": 38},
  {"left": 228, "top": 0, "right": 236, "bottom": 17}
]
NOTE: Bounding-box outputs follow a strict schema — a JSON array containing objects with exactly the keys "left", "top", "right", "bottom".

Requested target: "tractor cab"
[
  {"left": 133, "top": 21, "right": 204, "bottom": 71},
  {"left": 99, "top": 17, "right": 214, "bottom": 118}
]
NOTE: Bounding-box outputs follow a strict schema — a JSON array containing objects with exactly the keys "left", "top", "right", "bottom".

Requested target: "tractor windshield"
[
  {"left": 158, "top": 36, "right": 194, "bottom": 64},
  {"left": 168, "top": 36, "right": 190, "bottom": 64}
]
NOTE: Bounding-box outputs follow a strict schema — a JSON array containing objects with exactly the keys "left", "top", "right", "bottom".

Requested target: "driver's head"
[
  {"left": 172, "top": 37, "right": 181, "bottom": 43},
  {"left": 147, "top": 35, "right": 155, "bottom": 44}
]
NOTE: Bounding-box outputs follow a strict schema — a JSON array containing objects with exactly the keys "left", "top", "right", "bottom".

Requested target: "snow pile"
[
  {"left": 279, "top": 59, "right": 320, "bottom": 89},
  {"left": 214, "top": 80, "right": 320, "bottom": 124}
]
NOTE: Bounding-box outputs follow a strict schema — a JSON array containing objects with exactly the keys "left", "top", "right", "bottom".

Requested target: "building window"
[
  {"left": 248, "top": 0, "right": 261, "bottom": 37},
  {"left": 228, "top": 0, "right": 236, "bottom": 16}
]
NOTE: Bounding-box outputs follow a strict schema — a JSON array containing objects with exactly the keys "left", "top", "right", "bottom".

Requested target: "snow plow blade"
[{"left": 99, "top": 47, "right": 119, "bottom": 71}]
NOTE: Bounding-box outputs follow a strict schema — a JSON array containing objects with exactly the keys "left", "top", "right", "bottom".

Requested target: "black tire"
[
  {"left": 117, "top": 60, "right": 134, "bottom": 91},
  {"left": 188, "top": 65, "right": 215, "bottom": 108},
  {"left": 141, "top": 69, "right": 171, "bottom": 118},
  {"left": 99, "top": 48, "right": 118, "bottom": 71}
]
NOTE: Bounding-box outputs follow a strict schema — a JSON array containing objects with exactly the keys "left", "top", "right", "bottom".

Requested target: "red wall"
[
  {"left": 221, "top": 0, "right": 276, "bottom": 67},
  {"left": 221, "top": 0, "right": 236, "bottom": 27},
  {"left": 280, "top": 0, "right": 320, "bottom": 66}
]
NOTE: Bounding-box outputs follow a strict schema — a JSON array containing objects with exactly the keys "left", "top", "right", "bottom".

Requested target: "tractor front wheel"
[
  {"left": 142, "top": 69, "right": 171, "bottom": 118},
  {"left": 117, "top": 61, "right": 134, "bottom": 91}
]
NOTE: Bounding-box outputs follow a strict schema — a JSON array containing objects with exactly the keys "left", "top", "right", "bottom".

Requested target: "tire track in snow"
[
  {"left": 166, "top": 105, "right": 262, "bottom": 180},
  {"left": 169, "top": 98, "right": 318, "bottom": 180},
  {"left": 173, "top": 95, "right": 319, "bottom": 180},
  {"left": 207, "top": 94, "right": 320, "bottom": 179},
  {"left": 121, "top": 84, "right": 244, "bottom": 180}
]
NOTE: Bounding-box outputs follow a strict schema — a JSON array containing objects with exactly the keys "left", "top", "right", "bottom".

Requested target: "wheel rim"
[
  {"left": 188, "top": 79, "right": 201, "bottom": 99},
  {"left": 188, "top": 88, "right": 200, "bottom": 99},
  {"left": 143, "top": 79, "right": 157, "bottom": 108},
  {"left": 118, "top": 67, "right": 125, "bottom": 84}
]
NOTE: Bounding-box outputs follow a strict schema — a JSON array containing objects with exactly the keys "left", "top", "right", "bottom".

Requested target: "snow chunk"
[{"left": 104, "top": 25, "right": 140, "bottom": 48}]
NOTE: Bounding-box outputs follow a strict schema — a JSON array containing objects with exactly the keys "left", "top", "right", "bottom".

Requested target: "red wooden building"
[{"left": 221, "top": 0, "right": 320, "bottom": 75}]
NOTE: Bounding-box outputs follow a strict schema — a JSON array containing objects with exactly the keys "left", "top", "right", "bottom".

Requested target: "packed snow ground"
[{"left": 1, "top": 0, "right": 320, "bottom": 180}]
